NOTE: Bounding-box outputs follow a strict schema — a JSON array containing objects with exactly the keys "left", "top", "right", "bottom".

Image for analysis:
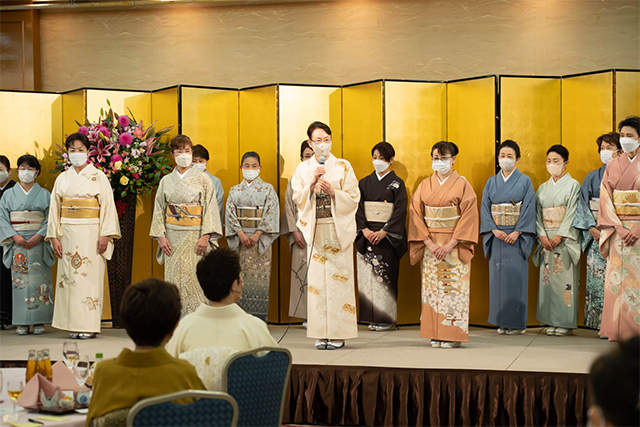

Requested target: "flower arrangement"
[{"left": 54, "top": 100, "right": 173, "bottom": 201}]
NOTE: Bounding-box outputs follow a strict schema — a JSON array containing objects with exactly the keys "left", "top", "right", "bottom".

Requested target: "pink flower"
[
  {"left": 118, "top": 115, "right": 130, "bottom": 128},
  {"left": 88, "top": 139, "right": 113, "bottom": 163},
  {"left": 132, "top": 173, "right": 141, "bottom": 179},
  {"left": 99, "top": 126, "right": 111, "bottom": 138},
  {"left": 119, "top": 132, "right": 133, "bottom": 146},
  {"left": 78, "top": 126, "right": 89, "bottom": 135},
  {"left": 133, "top": 128, "right": 143, "bottom": 138},
  {"left": 111, "top": 154, "right": 123, "bottom": 163}
]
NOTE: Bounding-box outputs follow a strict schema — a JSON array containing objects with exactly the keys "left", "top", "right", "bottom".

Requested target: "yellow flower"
[
  {"left": 120, "top": 176, "right": 129, "bottom": 185},
  {"left": 113, "top": 161, "right": 122, "bottom": 171}
]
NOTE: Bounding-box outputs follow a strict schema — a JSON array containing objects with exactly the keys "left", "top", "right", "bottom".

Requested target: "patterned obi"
[
  {"left": 424, "top": 205, "right": 460, "bottom": 229},
  {"left": 316, "top": 194, "right": 332, "bottom": 219},
  {"left": 10, "top": 210, "right": 44, "bottom": 232},
  {"left": 165, "top": 203, "right": 203, "bottom": 226},
  {"left": 61, "top": 198, "right": 100, "bottom": 219},
  {"left": 589, "top": 198, "right": 600, "bottom": 221},
  {"left": 491, "top": 202, "right": 521, "bottom": 227},
  {"left": 613, "top": 190, "right": 640, "bottom": 216},
  {"left": 235, "top": 207, "right": 263, "bottom": 228},
  {"left": 542, "top": 206, "right": 566, "bottom": 229},
  {"left": 364, "top": 201, "right": 393, "bottom": 223}
]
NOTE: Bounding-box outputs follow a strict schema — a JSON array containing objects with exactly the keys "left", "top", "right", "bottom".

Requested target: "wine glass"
[
  {"left": 62, "top": 342, "right": 79, "bottom": 370},
  {"left": 7, "top": 380, "right": 24, "bottom": 413},
  {"left": 75, "top": 355, "right": 91, "bottom": 384}
]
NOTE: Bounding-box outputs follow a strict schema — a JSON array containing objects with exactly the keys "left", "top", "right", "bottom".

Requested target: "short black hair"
[
  {"left": 589, "top": 336, "right": 639, "bottom": 427},
  {"left": 307, "top": 121, "right": 332, "bottom": 140},
  {"left": 618, "top": 115, "right": 640, "bottom": 137},
  {"left": 0, "top": 155, "right": 10, "bottom": 171},
  {"left": 17, "top": 154, "right": 41, "bottom": 173},
  {"left": 300, "top": 140, "right": 311, "bottom": 159},
  {"left": 121, "top": 278, "right": 181, "bottom": 347},
  {"left": 498, "top": 140, "right": 521, "bottom": 159},
  {"left": 371, "top": 142, "right": 395, "bottom": 161},
  {"left": 241, "top": 151, "right": 260, "bottom": 165},
  {"left": 596, "top": 132, "right": 621, "bottom": 153},
  {"left": 65, "top": 132, "right": 90, "bottom": 150},
  {"left": 430, "top": 141, "right": 459, "bottom": 157},
  {"left": 192, "top": 144, "right": 210, "bottom": 161},
  {"left": 547, "top": 144, "right": 569, "bottom": 162},
  {"left": 196, "top": 247, "right": 242, "bottom": 302}
]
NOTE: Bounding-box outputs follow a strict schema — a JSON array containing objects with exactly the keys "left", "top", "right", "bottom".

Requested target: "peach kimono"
[{"left": 408, "top": 171, "right": 479, "bottom": 342}]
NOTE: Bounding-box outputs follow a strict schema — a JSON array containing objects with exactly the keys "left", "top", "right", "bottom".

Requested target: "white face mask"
[
  {"left": 432, "top": 159, "right": 452, "bottom": 174},
  {"left": 600, "top": 150, "right": 616, "bottom": 165},
  {"left": 175, "top": 153, "right": 192, "bottom": 168},
  {"left": 499, "top": 158, "right": 516, "bottom": 172},
  {"left": 372, "top": 159, "right": 389, "bottom": 173},
  {"left": 313, "top": 142, "right": 332, "bottom": 157},
  {"left": 243, "top": 169, "right": 260, "bottom": 181},
  {"left": 69, "top": 152, "right": 88, "bottom": 167},
  {"left": 547, "top": 163, "right": 565, "bottom": 177},
  {"left": 0, "top": 171, "right": 8, "bottom": 183},
  {"left": 620, "top": 137, "right": 639, "bottom": 153},
  {"left": 194, "top": 163, "right": 207, "bottom": 172},
  {"left": 18, "top": 170, "right": 36, "bottom": 184}
]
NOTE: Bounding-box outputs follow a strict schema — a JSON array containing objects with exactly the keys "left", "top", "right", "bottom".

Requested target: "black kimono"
[{"left": 0, "top": 179, "right": 16, "bottom": 327}]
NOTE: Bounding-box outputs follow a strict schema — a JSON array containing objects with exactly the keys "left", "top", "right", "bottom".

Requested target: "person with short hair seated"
[{"left": 86, "top": 278, "right": 206, "bottom": 427}]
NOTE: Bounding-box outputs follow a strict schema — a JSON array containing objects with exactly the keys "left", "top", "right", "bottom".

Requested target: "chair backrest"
[
  {"left": 221, "top": 347, "right": 292, "bottom": 427},
  {"left": 126, "top": 390, "right": 239, "bottom": 427}
]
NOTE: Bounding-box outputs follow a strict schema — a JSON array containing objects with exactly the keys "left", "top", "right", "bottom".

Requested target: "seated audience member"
[
  {"left": 166, "top": 247, "right": 279, "bottom": 357},
  {"left": 87, "top": 279, "right": 206, "bottom": 427},
  {"left": 588, "top": 336, "right": 639, "bottom": 427}
]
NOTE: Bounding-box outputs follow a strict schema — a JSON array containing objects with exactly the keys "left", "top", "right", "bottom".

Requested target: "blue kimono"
[
  {"left": 0, "top": 183, "right": 55, "bottom": 326},
  {"left": 480, "top": 168, "right": 536, "bottom": 330}
]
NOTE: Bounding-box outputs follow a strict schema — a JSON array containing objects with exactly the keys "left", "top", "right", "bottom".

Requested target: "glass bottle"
[
  {"left": 25, "top": 350, "right": 37, "bottom": 382},
  {"left": 42, "top": 349, "right": 53, "bottom": 381},
  {"left": 35, "top": 350, "right": 45, "bottom": 378}
]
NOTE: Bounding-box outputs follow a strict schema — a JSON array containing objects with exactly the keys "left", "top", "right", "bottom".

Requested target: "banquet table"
[{"left": 0, "top": 369, "right": 86, "bottom": 427}]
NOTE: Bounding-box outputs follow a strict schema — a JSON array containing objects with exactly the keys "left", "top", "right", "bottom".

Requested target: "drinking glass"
[
  {"left": 62, "top": 342, "right": 79, "bottom": 370},
  {"left": 75, "top": 355, "right": 91, "bottom": 384},
  {"left": 7, "top": 380, "right": 23, "bottom": 413}
]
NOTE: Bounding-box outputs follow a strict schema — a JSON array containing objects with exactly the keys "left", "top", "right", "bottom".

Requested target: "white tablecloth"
[{"left": 0, "top": 369, "right": 86, "bottom": 427}]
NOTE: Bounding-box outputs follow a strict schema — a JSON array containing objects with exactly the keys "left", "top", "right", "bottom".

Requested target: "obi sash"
[
  {"left": 364, "top": 201, "right": 393, "bottom": 223},
  {"left": 165, "top": 203, "right": 203, "bottom": 226},
  {"left": 316, "top": 194, "right": 332, "bottom": 219},
  {"left": 589, "top": 197, "right": 600, "bottom": 221},
  {"left": 491, "top": 202, "right": 521, "bottom": 227},
  {"left": 424, "top": 205, "right": 460, "bottom": 229},
  {"left": 236, "top": 207, "right": 263, "bottom": 228},
  {"left": 542, "top": 206, "right": 567, "bottom": 229},
  {"left": 613, "top": 190, "right": 640, "bottom": 216},
  {"left": 10, "top": 210, "right": 45, "bottom": 232},
  {"left": 61, "top": 198, "right": 100, "bottom": 219}
]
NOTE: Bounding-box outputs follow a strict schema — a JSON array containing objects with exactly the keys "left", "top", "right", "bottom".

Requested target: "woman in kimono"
[
  {"left": 355, "top": 142, "right": 407, "bottom": 331},
  {"left": 480, "top": 140, "right": 536, "bottom": 335},
  {"left": 225, "top": 151, "right": 280, "bottom": 322},
  {"left": 0, "top": 155, "right": 54, "bottom": 335},
  {"left": 598, "top": 115, "right": 640, "bottom": 342},
  {"left": 408, "top": 141, "right": 478, "bottom": 349},
  {"left": 150, "top": 134, "right": 222, "bottom": 318},
  {"left": 573, "top": 132, "right": 620, "bottom": 335},
  {"left": 46, "top": 133, "right": 121, "bottom": 339},
  {"left": 534, "top": 145, "right": 581, "bottom": 337},
  {"left": 281, "top": 141, "right": 315, "bottom": 326},
  {"left": 0, "top": 155, "right": 16, "bottom": 329},
  {"left": 291, "top": 121, "right": 360, "bottom": 350}
]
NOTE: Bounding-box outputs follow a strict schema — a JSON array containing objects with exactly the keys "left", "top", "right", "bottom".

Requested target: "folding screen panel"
[
  {"left": 447, "top": 76, "right": 497, "bottom": 326},
  {"left": 616, "top": 70, "right": 640, "bottom": 123}
]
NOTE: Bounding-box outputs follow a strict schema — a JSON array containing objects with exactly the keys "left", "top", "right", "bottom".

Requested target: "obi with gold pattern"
[
  {"left": 316, "top": 194, "right": 332, "bottom": 219},
  {"left": 542, "top": 206, "right": 567, "bottom": 229},
  {"left": 491, "top": 202, "right": 521, "bottom": 227},
  {"left": 424, "top": 205, "right": 460, "bottom": 229},
  {"left": 613, "top": 190, "right": 640, "bottom": 216},
  {"left": 61, "top": 198, "right": 100, "bottom": 219},
  {"left": 589, "top": 198, "right": 600, "bottom": 221},
  {"left": 10, "top": 210, "right": 44, "bottom": 232},
  {"left": 165, "top": 203, "right": 203, "bottom": 226},
  {"left": 364, "top": 201, "right": 393, "bottom": 223},
  {"left": 235, "top": 207, "right": 264, "bottom": 228}
]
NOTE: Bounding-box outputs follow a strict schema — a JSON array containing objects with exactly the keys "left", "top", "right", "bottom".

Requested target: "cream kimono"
[
  {"left": 291, "top": 155, "right": 360, "bottom": 340},
  {"left": 46, "top": 164, "right": 120, "bottom": 333},
  {"left": 150, "top": 167, "right": 222, "bottom": 317}
]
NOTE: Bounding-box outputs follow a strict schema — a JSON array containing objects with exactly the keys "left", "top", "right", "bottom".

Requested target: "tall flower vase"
[{"left": 107, "top": 194, "right": 137, "bottom": 328}]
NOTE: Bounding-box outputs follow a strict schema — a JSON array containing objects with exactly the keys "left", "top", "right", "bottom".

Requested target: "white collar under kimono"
[
  {"left": 501, "top": 168, "right": 517, "bottom": 182},
  {"left": 624, "top": 153, "right": 639, "bottom": 163},
  {"left": 550, "top": 173, "right": 570, "bottom": 186},
  {"left": 19, "top": 183, "right": 32, "bottom": 196},
  {"left": 436, "top": 174, "right": 450, "bottom": 185},
  {"left": 376, "top": 171, "right": 391, "bottom": 181}
]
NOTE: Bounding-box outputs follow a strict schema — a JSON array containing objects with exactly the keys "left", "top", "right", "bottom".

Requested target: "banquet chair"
[
  {"left": 221, "top": 347, "right": 292, "bottom": 427},
  {"left": 126, "top": 390, "right": 239, "bottom": 427}
]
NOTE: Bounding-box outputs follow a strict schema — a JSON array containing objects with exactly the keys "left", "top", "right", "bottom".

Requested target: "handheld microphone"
[{"left": 319, "top": 155, "right": 326, "bottom": 166}]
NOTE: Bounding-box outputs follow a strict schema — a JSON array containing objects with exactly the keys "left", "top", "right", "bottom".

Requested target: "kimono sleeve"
[
  {"left": 479, "top": 177, "right": 497, "bottom": 236},
  {"left": 355, "top": 178, "right": 368, "bottom": 232},
  {"left": 45, "top": 175, "right": 63, "bottom": 242},
  {"left": 225, "top": 187, "right": 242, "bottom": 237},
  {"left": 407, "top": 180, "right": 429, "bottom": 265},
  {"left": 452, "top": 179, "right": 479, "bottom": 264},
  {"left": 598, "top": 167, "right": 627, "bottom": 257},
  {"left": 0, "top": 191, "right": 16, "bottom": 245},
  {"left": 199, "top": 176, "right": 223, "bottom": 242},
  {"left": 557, "top": 181, "right": 581, "bottom": 241},
  {"left": 281, "top": 181, "right": 298, "bottom": 237},
  {"left": 149, "top": 176, "right": 168, "bottom": 239},
  {"left": 535, "top": 187, "right": 547, "bottom": 238},
  {"left": 36, "top": 188, "right": 52, "bottom": 238},
  {"left": 383, "top": 178, "right": 408, "bottom": 239},
  {"left": 332, "top": 162, "right": 360, "bottom": 219},
  {"left": 573, "top": 176, "right": 597, "bottom": 252},
  {"left": 291, "top": 163, "right": 313, "bottom": 213},
  {"left": 256, "top": 183, "right": 280, "bottom": 256},
  {"left": 97, "top": 172, "right": 121, "bottom": 260}
]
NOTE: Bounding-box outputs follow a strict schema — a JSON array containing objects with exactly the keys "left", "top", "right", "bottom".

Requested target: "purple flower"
[
  {"left": 117, "top": 115, "right": 130, "bottom": 128},
  {"left": 119, "top": 132, "right": 133, "bottom": 146},
  {"left": 78, "top": 126, "right": 89, "bottom": 135},
  {"left": 99, "top": 126, "right": 111, "bottom": 138}
]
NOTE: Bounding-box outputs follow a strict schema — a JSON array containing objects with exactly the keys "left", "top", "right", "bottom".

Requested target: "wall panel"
[{"left": 616, "top": 70, "right": 640, "bottom": 123}]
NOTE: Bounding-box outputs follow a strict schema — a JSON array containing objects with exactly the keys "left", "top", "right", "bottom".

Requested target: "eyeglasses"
[
  {"left": 432, "top": 156, "right": 452, "bottom": 161},
  {"left": 311, "top": 137, "right": 332, "bottom": 144}
]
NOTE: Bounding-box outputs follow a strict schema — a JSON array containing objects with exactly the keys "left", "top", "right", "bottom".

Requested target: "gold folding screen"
[{"left": 616, "top": 70, "right": 640, "bottom": 122}]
